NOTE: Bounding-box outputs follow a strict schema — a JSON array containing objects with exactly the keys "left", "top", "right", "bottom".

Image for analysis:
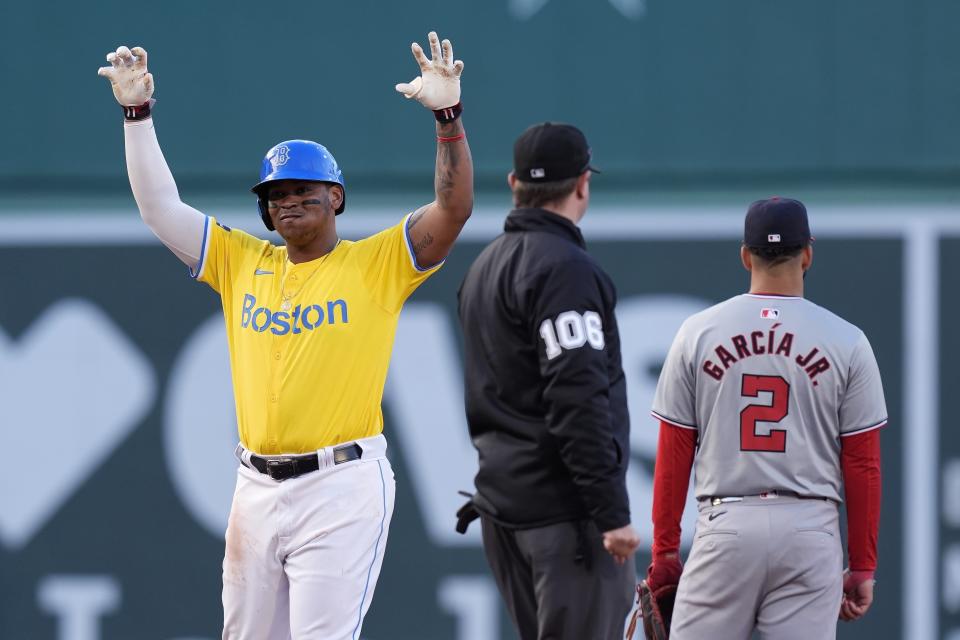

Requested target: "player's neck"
[
  {"left": 749, "top": 273, "right": 805, "bottom": 297},
  {"left": 285, "top": 231, "right": 340, "bottom": 264}
]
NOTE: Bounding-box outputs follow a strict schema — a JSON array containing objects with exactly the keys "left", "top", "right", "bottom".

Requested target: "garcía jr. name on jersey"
[
  {"left": 652, "top": 293, "right": 887, "bottom": 502},
  {"left": 191, "top": 213, "right": 439, "bottom": 455}
]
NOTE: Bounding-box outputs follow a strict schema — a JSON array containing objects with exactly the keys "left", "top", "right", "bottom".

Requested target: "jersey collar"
[
  {"left": 504, "top": 208, "right": 586, "bottom": 249},
  {"left": 744, "top": 292, "right": 804, "bottom": 300}
]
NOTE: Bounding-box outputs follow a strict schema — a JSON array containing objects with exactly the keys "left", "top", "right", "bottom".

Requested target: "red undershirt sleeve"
[
  {"left": 652, "top": 420, "right": 697, "bottom": 556},
  {"left": 841, "top": 428, "right": 882, "bottom": 572}
]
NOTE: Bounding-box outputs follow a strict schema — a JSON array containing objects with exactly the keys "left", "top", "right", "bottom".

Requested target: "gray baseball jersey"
[{"left": 652, "top": 293, "right": 887, "bottom": 502}]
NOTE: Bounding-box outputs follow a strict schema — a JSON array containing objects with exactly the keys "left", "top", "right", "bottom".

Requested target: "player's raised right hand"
[
  {"left": 395, "top": 31, "right": 463, "bottom": 110},
  {"left": 97, "top": 46, "right": 154, "bottom": 107}
]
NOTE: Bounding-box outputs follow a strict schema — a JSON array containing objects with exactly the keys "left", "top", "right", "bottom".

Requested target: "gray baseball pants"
[
  {"left": 671, "top": 493, "right": 844, "bottom": 640},
  {"left": 481, "top": 517, "right": 636, "bottom": 640}
]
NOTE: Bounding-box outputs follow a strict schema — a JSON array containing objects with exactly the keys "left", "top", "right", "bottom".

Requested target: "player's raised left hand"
[
  {"left": 395, "top": 31, "right": 463, "bottom": 110},
  {"left": 97, "top": 45, "right": 154, "bottom": 107}
]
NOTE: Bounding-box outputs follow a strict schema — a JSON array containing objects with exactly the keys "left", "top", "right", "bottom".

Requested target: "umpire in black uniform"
[{"left": 457, "top": 123, "right": 639, "bottom": 640}]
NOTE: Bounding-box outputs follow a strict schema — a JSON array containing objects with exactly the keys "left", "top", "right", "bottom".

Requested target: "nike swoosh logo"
[
  {"left": 708, "top": 511, "right": 726, "bottom": 521},
  {"left": 254, "top": 269, "right": 274, "bottom": 276}
]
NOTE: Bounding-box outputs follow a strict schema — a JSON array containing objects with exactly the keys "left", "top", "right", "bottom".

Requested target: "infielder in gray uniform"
[{"left": 647, "top": 197, "right": 885, "bottom": 639}]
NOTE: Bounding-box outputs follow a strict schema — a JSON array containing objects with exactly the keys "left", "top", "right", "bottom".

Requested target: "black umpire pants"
[{"left": 481, "top": 517, "right": 636, "bottom": 640}]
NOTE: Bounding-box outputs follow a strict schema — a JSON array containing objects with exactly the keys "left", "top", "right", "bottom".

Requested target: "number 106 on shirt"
[{"left": 539, "top": 311, "right": 605, "bottom": 360}]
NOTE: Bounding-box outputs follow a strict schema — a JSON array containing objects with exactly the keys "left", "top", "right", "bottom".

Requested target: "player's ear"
[
  {"left": 329, "top": 184, "right": 344, "bottom": 212},
  {"left": 507, "top": 172, "right": 520, "bottom": 206},
  {"left": 741, "top": 245, "right": 753, "bottom": 272},
  {"left": 801, "top": 244, "right": 814, "bottom": 272},
  {"left": 575, "top": 171, "right": 590, "bottom": 200}
]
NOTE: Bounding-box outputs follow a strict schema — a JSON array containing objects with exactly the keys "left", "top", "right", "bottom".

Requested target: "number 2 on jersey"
[{"left": 740, "top": 374, "right": 790, "bottom": 452}]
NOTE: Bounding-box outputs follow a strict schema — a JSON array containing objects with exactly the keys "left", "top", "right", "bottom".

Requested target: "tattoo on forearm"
[
  {"left": 413, "top": 231, "right": 434, "bottom": 258},
  {"left": 437, "top": 120, "right": 464, "bottom": 138},
  {"left": 436, "top": 143, "right": 458, "bottom": 201},
  {"left": 432, "top": 119, "right": 471, "bottom": 213}
]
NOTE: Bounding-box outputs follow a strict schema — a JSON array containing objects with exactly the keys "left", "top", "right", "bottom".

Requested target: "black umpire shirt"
[{"left": 457, "top": 208, "right": 631, "bottom": 533}]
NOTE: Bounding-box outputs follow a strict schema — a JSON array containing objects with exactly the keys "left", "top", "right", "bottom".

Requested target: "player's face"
[{"left": 265, "top": 180, "right": 339, "bottom": 242}]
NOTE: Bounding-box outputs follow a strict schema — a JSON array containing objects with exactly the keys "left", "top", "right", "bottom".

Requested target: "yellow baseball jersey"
[{"left": 192, "top": 213, "right": 440, "bottom": 454}]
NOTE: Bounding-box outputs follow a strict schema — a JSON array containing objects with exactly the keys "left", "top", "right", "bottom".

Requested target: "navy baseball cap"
[
  {"left": 744, "top": 197, "right": 812, "bottom": 248},
  {"left": 513, "top": 122, "right": 600, "bottom": 183}
]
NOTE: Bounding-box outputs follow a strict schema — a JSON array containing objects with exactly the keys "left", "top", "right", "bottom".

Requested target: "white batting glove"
[
  {"left": 395, "top": 31, "right": 464, "bottom": 110},
  {"left": 97, "top": 46, "right": 154, "bottom": 106}
]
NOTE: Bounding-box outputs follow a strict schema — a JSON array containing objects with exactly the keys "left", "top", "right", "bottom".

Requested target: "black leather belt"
[{"left": 248, "top": 443, "right": 362, "bottom": 481}]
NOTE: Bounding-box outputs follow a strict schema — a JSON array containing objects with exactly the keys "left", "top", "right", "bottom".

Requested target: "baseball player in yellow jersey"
[{"left": 98, "top": 32, "right": 472, "bottom": 639}]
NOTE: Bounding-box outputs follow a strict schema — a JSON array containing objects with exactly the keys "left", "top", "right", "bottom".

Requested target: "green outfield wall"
[{"left": 3, "top": 0, "right": 960, "bottom": 192}]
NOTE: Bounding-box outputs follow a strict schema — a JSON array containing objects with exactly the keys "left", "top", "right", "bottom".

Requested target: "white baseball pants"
[{"left": 221, "top": 434, "right": 395, "bottom": 640}]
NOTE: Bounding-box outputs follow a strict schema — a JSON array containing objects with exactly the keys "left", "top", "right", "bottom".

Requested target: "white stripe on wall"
[{"left": 2, "top": 205, "right": 960, "bottom": 244}]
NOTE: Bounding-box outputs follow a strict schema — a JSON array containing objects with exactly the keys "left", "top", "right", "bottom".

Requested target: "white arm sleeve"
[{"left": 124, "top": 119, "right": 206, "bottom": 269}]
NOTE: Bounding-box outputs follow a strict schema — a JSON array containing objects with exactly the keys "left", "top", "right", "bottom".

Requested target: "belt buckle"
[
  {"left": 333, "top": 443, "right": 362, "bottom": 465},
  {"left": 266, "top": 458, "right": 296, "bottom": 481}
]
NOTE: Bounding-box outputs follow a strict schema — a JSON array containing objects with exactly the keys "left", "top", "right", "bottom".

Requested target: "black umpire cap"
[
  {"left": 744, "top": 197, "right": 813, "bottom": 248},
  {"left": 513, "top": 123, "right": 600, "bottom": 183}
]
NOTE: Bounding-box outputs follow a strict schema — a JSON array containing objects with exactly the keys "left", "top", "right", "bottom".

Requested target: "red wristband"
[
  {"left": 437, "top": 133, "right": 465, "bottom": 143},
  {"left": 123, "top": 99, "right": 155, "bottom": 122}
]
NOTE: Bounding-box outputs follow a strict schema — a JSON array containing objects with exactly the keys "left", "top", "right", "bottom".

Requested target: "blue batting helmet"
[{"left": 251, "top": 140, "right": 346, "bottom": 230}]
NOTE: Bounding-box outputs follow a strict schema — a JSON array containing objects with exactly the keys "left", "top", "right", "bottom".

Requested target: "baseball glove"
[{"left": 625, "top": 580, "right": 677, "bottom": 640}]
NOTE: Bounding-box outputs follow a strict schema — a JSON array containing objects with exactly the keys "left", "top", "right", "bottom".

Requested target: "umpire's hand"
[{"left": 603, "top": 524, "right": 641, "bottom": 564}]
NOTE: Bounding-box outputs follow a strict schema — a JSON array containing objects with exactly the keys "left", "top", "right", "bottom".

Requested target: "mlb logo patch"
[
  {"left": 760, "top": 308, "right": 780, "bottom": 320},
  {"left": 768, "top": 234, "right": 782, "bottom": 243}
]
